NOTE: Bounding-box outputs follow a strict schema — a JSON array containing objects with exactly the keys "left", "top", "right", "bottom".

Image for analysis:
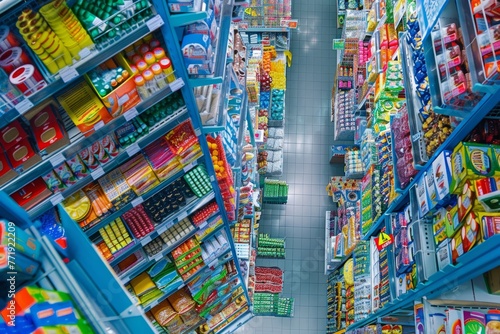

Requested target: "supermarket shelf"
[
  {"left": 142, "top": 281, "right": 187, "bottom": 312},
  {"left": 202, "top": 64, "right": 232, "bottom": 134},
  {"left": 199, "top": 217, "right": 226, "bottom": 242},
  {"left": 210, "top": 307, "right": 251, "bottom": 334},
  {"left": 183, "top": 247, "right": 233, "bottom": 285},
  {"left": 140, "top": 247, "right": 233, "bottom": 313},
  {"left": 139, "top": 192, "right": 216, "bottom": 244},
  {"left": 26, "top": 106, "right": 189, "bottom": 220},
  {"left": 1, "top": 79, "right": 185, "bottom": 195},
  {"left": 200, "top": 281, "right": 243, "bottom": 317},
  {"left": 187, "top": 0, "right": 233, "bottom": 88},
  {"left": 347, "top": 234, "right": 500, "bottom": 330},
  {"left": 240, "top": 27, "right": 290, "bottom": 32},
  {"left": 359, "top": 91, "right": 500, "bottom": 239},
  {"left": 120, "top": 228, "right": 199, "bottom": 285},
  {"left": 111, "top": 192, "right": 216, "bottom": 269},
  {"left": 84, "top": 157, "right": 205, "bottom": 237},
  {"left": 0, "top": 15, "right": 165, "bottom": 128}
]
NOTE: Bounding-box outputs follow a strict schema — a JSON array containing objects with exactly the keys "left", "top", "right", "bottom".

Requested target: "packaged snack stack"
[{"left": 353, "top": 241, "right": 371, "bottom": 322}]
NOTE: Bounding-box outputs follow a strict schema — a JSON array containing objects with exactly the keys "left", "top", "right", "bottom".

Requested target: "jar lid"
[{"left": 134, "top": 75, "right": 145, "bottom": 86}]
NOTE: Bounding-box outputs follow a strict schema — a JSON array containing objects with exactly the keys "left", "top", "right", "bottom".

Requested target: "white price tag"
[
  {"left": 152, "top": 252, "right": 163, "bottom": 262},
  {"left": 131, "top": 196, "right": 144, "bottom": 207},
  {"left": 79, "top": 47, "right": 91, "bottom": 59},
  {"left": 118, "top": 94, "right": 129, "bottom": 105},
  {"left": 255, "top": 129, "right": 264, "bottom": 143},
  {"left": 123, "top": 107, "right": 138, "bottom": 121},
  {"left": 183, "top": 162, "right": 195, "bottom": 173},
  {"left": 126, "top": 143, "right": 140, "bottom": 157},
  {"left": 412, "top": 133, "right": 421, "bottom": 141},
  {"left": 146, "top": 15, "right": 164, "bottom": 32},
  {"left": 49, "top": 153, "right": 65, "bottom": 167},
  {"left": 210, "top": 175, "right": 215, "bottom": 182},
  {"left": 91, "top": 166, "right": 104, "bottom": 180},
  {"left": 198, "top": 222, "right": 207, "bottom": 230},
  {"left": 60, "top": 66, "right": 79, "bottom": 83},
  {"left": 194, "top": 128, "right": 201, "bottom": 136},
  {"left": 208, "top": 259, "right": 218, "bottom": 268},
  {"left": 50, "top": 193, "right": 64, "bottom": 206},
  {"left": 141, "top": 235, "right": 152, "bottom": 246},
  {"left": 94, "top": 120, "right": 105, "bottom": 131},
  {"left": 170, "top": 78, "right": 184, "bottom": 91},
  {"left": 15, "top": 98, "right": 33, "bottom": 114}
]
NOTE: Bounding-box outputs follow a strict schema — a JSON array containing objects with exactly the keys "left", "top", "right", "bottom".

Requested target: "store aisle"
[{"left": 236, "top": 2, "right": 343, "bottom": 333}]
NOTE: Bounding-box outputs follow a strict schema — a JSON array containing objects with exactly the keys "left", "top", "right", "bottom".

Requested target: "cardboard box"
[
  {"left": 42, "top": 170, "right": 66, "bottom": 194},
  {"left": 463, "top": 310, "right": 486, "bottom": 333},
  {"left": 53, "top": 163, "right": 78, "bottom": 187},
  {"left": 433, "top": 207, "right": 448, "bottom": 246},
  {"left": 85, "top": 54, "right": 140, "bottom": 118},
  {"left": 0, "top": 119, "right": 28, "bottom": 151},
  {"left": 432, "top": 150, "right": 453, "bottom": 203},
  {"left": 416, "top": 176, "right": 429, "bottom": 218},
  {"left": 437, "top": 239, "right": 452, "bottom": 270},
  {"left": 66, "top": 155, "right": 89, "bottom": 180},
  {"left": 477, "top": 212, "right": 500, "bottom": 240},
  {"left": 57, "top": 81, "right": 113, "bottom": 137},
  {"left": 445, "top": 309, "right": 463, "bottom": 333},
  {"left": 461, "top": 212, "right": 480, "bottom": 252},
  {"left": 10, "top": 178, "right": 52, "bottom": 210},
  {"left": 444, "top": 202, "right": 461, "bottom": 237},
  {"left": 0, "top": 219, "right": 41, "bottom": 260},
  {"left": 451, "top": 142, "right": 495, "bottom": 194},
  {"left": 5, "top": 138, "right": 41, "bottom": 171},
  {"left": 457, "top": 180, "right": 475, "bottom": 223},
  {"left": 0, "top": 150, "right": 17, "bottom": 187},
  {"left": 25, "top": 100, "right": 70, "bottom": 156}
]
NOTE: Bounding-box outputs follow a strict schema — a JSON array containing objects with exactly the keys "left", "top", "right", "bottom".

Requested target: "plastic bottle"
[
  {"left": 142, "top": 68, "right": 158, "bottom": 94},
  {"left": 152, "top": 47, "right": 165, "bottom": 60},
  {"left": 143, "top": 51, "right": 155, "bottom": 66},
  {"left": 151, "top": 63, "right": 167, "bottom": 89},
  {"left": 134, "top": 75, "right": 148, "bottom": 99},
  {"left": 159, "top": 57, "right": 175, "bottom": 83},
  {"left": 136, "top": 60, "right": 148, "bottom": 73}
]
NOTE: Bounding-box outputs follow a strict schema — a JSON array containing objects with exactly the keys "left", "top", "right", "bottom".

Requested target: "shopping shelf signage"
[{"left": 280, "top": 19, "right": 298, "bottom": 29}]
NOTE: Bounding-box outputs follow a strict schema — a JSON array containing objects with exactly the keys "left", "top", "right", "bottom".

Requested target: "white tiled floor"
[{"left": 235, "top": 1, "right": 343, "bottom": 333}]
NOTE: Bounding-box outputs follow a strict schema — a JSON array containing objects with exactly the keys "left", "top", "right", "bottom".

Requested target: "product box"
[
  {"left": 461, "top": 212, "right": 480, "bottom": 252},
  {"left": 0, "top": 150, "right": 17, "bottom": 186},
  {"left": 5, "top": 137, "right": 41, "bottom": 171},
  {"left": 475, "top": 177, "right": 500, "bottom": 211},
  {"left": 42, "top": 170, "right": 66, "bottom": 194},
  {"left": 57, "top": 81, "right": 113, "bottom": 136},
  {"left": 0, "top": 219, "right": 41, "bottom": 260},
  {"left": 0, "top": 119, "right": 29, "bottom": 151},
  {"left": 432, "top": 150, "right": 453, "bottom": 203},
  {"left": 446, "top": 309, "right": 464, "bottom": 333},
  {"left": 0, "top": 287, "right": 72, "bottom": 322},
  {"left": 99, "top": 135, "right": 120, "bottom": 158},
  {"left": 451, "top": 227, "right": 465, "bottom": 264},
  {"left": 451, "top": 142, "right": 495, "bottom": 194},
  {"left": 98, "top": 169, "right": 136, "bottom": 209},
  {"left": 457, "top": 180, "right": 476, "bottom": 223},
  {"left": 463, "top": 310, "right": 486, "bottom": 333},
  {"left": 181, "top": 34, "right": 213, "bottom": 76},
  {"left": 78, "top": 147, "right": 100, "bottom": 172},
  {"left": 437, "top": 239, "right": 452, "bottom": 270},
  {"left": 444, "top": 201, "right": 461, "bottom": 238},
  {"left": 433, "top": 207, "right": 448, "bottom": 246},
  {"left": 416, "top": 176, "right": 430, "bottom": 218},
  {"left": 53, "top": 162, "right": 78, "bottom": 187},
  {"left": 25, "top": 99, "right": 69, "bottom": 155},
  {"left": 66, "top": 154, "right": 89, "bottom": 179},
  {"left": 85, "top": 54, "right": 140, "bottom": 118},
  {"left": 0, "top": 248, "right": 40, "bottom": 285},
  {"left": 10, "top": 178, "right": 52, "bottom": 210},
  {"left": 429, "top": 312, "right": 447, "bottom": 334},
  {"left": 425, "top": 167, "right": 439, "bottom": 210},
  {"left": 477, "top": 212, "right": 500, "bottom": 240}
]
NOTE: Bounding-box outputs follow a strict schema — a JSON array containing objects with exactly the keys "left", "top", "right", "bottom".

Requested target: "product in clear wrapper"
[
  {"left": 168, "top": 288, "right": 196, "bottom": 314},
  {"left": 151, "top": 299, "right": 177, "bottom": 326}
]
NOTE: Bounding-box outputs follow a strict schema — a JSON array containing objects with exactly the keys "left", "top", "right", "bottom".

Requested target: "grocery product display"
[
  {"left": 6, "top": 0, "right": 500, "bottom": 331},
  {"left": 327, "top": 0, "right": 500, "bottom": 332}
]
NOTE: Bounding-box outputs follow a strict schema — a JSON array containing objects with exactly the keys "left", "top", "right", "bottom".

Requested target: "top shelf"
[{"left": 0, "top": 15, "right": 165, "bottom": 128}]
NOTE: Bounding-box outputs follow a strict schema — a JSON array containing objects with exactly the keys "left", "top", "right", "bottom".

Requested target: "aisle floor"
[{"left": 235, "top": 2, "right": 342, "bottom": 333}]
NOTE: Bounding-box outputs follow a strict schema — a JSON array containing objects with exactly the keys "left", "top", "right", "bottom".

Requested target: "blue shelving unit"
[
  {"left": 0, "top": 14, "right": 167, "bottom": 128},
  {"left": 1, "top": 0, "right": 254, "bottom": 331}
]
